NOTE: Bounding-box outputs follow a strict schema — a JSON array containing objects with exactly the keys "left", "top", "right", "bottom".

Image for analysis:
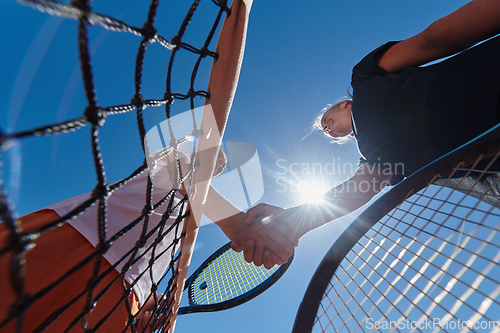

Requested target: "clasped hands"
[{"left": 219, "top": 203, "right": 303, "bottom": 269}]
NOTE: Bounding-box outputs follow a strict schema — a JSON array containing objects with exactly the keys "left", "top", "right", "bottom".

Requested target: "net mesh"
[
  {"left": 294, "top": 134, "right": 500, "bottom": 333},
  {"left": 0, "top": 0, "right": 232, "bottom": 331}
]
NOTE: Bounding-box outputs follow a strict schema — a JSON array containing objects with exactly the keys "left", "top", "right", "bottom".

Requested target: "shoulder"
[{"left": 352, "top": 41, "right": 400, "bottom": 83}]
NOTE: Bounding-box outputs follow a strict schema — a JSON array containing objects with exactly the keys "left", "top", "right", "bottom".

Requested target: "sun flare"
[{"left": 298, "top": 181, "right": 327, "bottom": 205}]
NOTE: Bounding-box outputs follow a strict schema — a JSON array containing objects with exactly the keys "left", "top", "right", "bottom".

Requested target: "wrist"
[{"left": 215, "top": 211, "right": 245, "bottom": 238}]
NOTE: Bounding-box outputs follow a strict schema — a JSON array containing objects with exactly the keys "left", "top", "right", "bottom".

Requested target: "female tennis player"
[
  {"left": 237, "top": 0, "right": 500, "bottom": 265},
  {"left": 0, "top": 144, "right": 293, "bottom": 332}
]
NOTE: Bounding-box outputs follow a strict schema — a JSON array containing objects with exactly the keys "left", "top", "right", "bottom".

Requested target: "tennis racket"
[
  {"left": 178, "top": 241, "right": 293, "bottom": 315},
  {"left": 293, "top": 128, "right": 500, "bottom": 332}
]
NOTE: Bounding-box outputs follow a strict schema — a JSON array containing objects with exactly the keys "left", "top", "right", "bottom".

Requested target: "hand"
[
  {"left": 230, "top": 203, "right": 283, "bottom": 267},
  {"left": 244, "top": 202, "right": 285, "bottom": 227},
  {"left": 231, "top": 203, "right": 283, "bottom": 251},
  {"left": 231, "top": 203, "right": 295, "bottom": 269},
  {"left": 236, "top": 238, "right": 281, "bottom": 269},
  {"left": 236, "top": 203, "right": 308, "bottom": 268},
  {"left": 135, "top": 293, "right": 166, "bottom": 332},
  {"left": 216, "top": 211, "right": 295, "bottom": 269},
  {"left": 245, "top": 203, "right": 302, "bottom": 246}
]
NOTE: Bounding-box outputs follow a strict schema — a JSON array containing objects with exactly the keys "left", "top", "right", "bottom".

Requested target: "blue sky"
[{"left": 0, "top": 0, "right": 470, "bottom": 332}]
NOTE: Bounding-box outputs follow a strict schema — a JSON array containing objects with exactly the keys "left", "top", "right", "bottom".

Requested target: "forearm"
[
  {"left": 378, "top": 0, "right": 500, "bottom": 73},
  {"left": 204, "top": 186, "right": 243, "bottom": 224},
  {"left": 423, "top": 0, "right": 500, "bottom": 54},
  {"left": 286, "top": 180, "right": 376, "bottom": 237},
  {"left": 284, "top": 166, "right": 392, "bottom": 238},
  {"left": 205, "top": 188, "right": 295, "bottom": 263}
]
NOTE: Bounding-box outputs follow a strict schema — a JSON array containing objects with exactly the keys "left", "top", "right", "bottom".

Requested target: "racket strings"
[
  {"left": 316, "top": 239, "right": 500, "bottom": 333},
  {"left": 318, "top": 273, "right": 385, "bottom": 333},
  {"left": 356, "top": 225, "right": 496, "bottom": 321},
  {"left": 312, "top": 161, "right": 500, "bottom": 332},
  {"left": 316, "top": 226, "right": 499, "bottom": 333},
  {"left": 383, "top": 198, "right": 500, "bottom": 273},
  {"left": 195, "top": 251, "right": 275, "bottom": 303},
  {"left": 320, "top": 246, "right": 431, "bottom": 333},
  {"left": 191, "top": 250, "right": 278, "bottom": 305},
  {"left": 402, "top": 193, "right": 500, "bottom": 230}
]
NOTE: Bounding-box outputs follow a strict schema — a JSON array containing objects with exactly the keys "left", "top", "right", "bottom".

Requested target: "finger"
[
  {"left": 271, "top": 251, "right": 284, "bottom": 266},
  {"left": 265, "top": 241, "right": 288, "bottom": 264},
  {"left": 271, "top": 221, "right": 299, "bottom": 246},
  {"left": 243, "top": 239, "right": 255, "bottom": 263},
  {"left": 231, "top": 240, "right": 242, "bottom": 252},
  {"left": 137, "top": 311, "right": 152, "bottom": 332},
  {"left": 263, "top": 250, "right": 274, "bottom": 269},
  {"left": 265, "top": 233, "right": 295, "bottom": 263},
  {"left": 137, "top": 294, "right": 155, "bottom": 317},
  {"left": 245, "top": 209, "right": 256, "bottom": 225},
  {"left": 246, "top": 203, "right": 272, "bottom": 224},
  {"left": 271, "top": 223, "right": 300, "bottom": 251},
  {"left": 157, "top": 293, "right": 166, "bottom": 308},
  {"left": 253, "top": 239, "right": 265, "bottom": 267}
]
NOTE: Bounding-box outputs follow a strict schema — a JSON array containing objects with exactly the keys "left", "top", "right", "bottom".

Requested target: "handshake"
[{"left": 218, "top": 202, "right": 309, "bottom": 269}]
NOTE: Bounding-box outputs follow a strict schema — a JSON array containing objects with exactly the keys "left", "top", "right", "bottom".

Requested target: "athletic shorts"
[{"left": 0, "top": 209, "right": 140, "bottom": 332}]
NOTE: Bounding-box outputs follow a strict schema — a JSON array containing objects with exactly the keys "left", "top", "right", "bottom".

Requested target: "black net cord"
[{"left": 1, "top": 0, "right": 232, "bottom": 331}]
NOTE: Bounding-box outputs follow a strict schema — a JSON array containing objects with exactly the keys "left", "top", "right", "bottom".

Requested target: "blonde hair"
[{"left": 310, "top": 99, "right": 353, "bottom": 144}]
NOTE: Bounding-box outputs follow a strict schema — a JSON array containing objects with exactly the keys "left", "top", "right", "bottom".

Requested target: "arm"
[
  {"left": 158, "top": 147, "right": 294, "bottom": 267},
  {"left": 135, "top": 294, "right": 166, "bottom": 332},
  {"left": 247, "top": 164, "right": 393, "bottom": 248},
  {"left": 378, "top": 0, "right": 500, "bottom": 73},
  {"left": 204, "top": 185, "right": 294, "bottom": 267}
]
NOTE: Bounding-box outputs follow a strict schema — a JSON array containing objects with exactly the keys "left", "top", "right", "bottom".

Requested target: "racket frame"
[
  {"left": 178, "top": 241, "right": 293, "bottom": 315},
  {"left": 292, "top": 130, "right": 500, "bottom": 333}
]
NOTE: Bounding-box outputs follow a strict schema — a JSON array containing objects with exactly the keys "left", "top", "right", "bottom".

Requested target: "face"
[{"left": 321, "top": 102, "right": 353, "bottom": 138}]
